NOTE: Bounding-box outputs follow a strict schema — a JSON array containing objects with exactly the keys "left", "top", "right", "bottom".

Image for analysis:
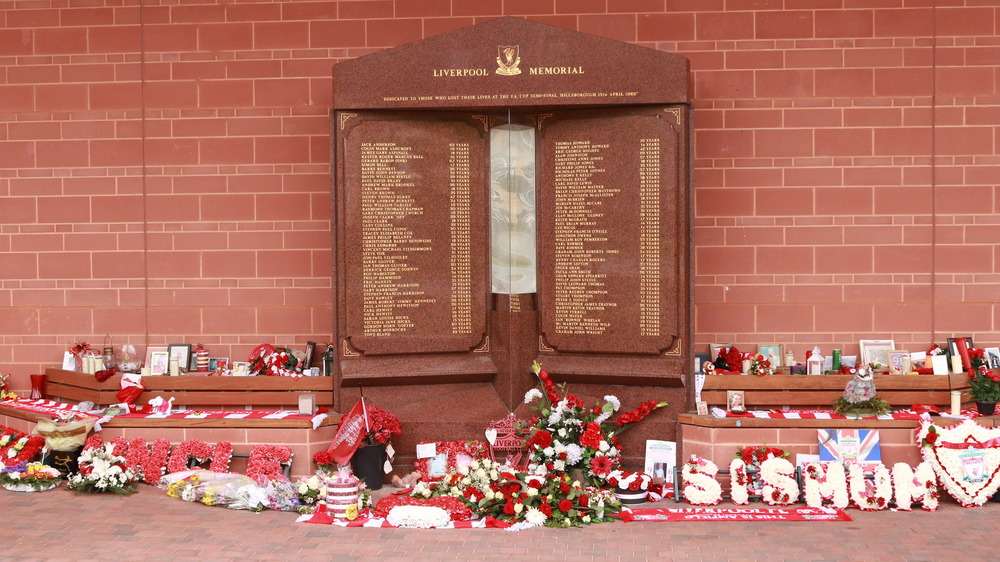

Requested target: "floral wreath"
[
  {"left": 246, "top": 444, "right": 292, "bottom": 483},
  {"left": 413, "top": 440, "right": 488, "bottom": 482},
  {"left": 917, "top": 419, "right": 1000, "bottom": 507},
  {"left": 681, "top": 456, "right": 722, "bottom": 506},
  {"left": 167, "top": 440, "right": 234, "bottom": 474}
]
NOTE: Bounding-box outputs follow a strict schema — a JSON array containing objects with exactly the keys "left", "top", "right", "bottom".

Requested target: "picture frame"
[
  {"left": 757, "top": 344, "right": 783, "bottom": 367},
  {"left": 167, "top": 344, "right": 192, "bottom": 374},
  {"left": 696, "top": 401, "right": 708, "bottom": 416},
  {"left": 859, "top": 340, "right": 895, "bottom": 369},
  {"left": 985, "top": 347, "right": 1000, "bottom": 369},
  {"left": 710, "top": 343, "right": 734, "bottom": 361},
  {"left": 208, "top": 357, "right": 230, "bottom": 371},
  {"left": 694, "top": 353, "right": 710, "bottom": 374},
  {"left": 303, "top": 341, "right": 317, "bottom": 370},
  {"left": 144, "top": 346, "right": 168, "bottom": 370},
  {"left": 887, "top": 350, "right": 912, "bottom": 375},
  {"left": 726, "top": 390, "right": 746, "bottom": 413},
  {"left": 231, "top": 361, "right": 250, "bottom": 376},
  {"left": 149, "top": 351, "right": 170, "bottom": 376}
]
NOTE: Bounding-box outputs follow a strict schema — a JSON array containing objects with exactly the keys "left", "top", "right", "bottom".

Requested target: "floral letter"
[
  {"left": 802, "top": 462, "right": 848, "bottom": 509},
  {"left": 681, "top": 456, "right": 722, "bottom": 506},
  {"left": 759, "top": 457, "right": 798, "bottom": 506},
  {"left": 891, "top": 462, "right": 938, "bottom": 512}
]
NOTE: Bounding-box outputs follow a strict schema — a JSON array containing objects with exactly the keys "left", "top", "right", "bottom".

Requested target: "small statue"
[{"left": 843, "top": 364, "right": 876, "bottom": 404}]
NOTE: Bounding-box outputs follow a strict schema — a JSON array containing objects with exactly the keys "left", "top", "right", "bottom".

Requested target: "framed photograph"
[
  {"left": 726, "top": 390, "right": 746, "bottom": 413},
  {"left": 757, "top": 344, "right": 783, "bottom": 367},
  {"left": 710, "top": 343, "right": 734, "bottom": 361},
  {"left": 859, "top": 340, "right": 895, "bottom": 369},
  {"left": 696, "top": 401, "right": 708, "bottom": 416},
  {"left": 231, "top": 361, "right": 250, "bottom": 376},
  {"left": 144, "top": 346, "right": 168, "bottom": 370},
  {"left": 208, "top": 357, "right": 230, "bottom": 371},
  {"left": 303, "top": 341, "right": 317, "bottom": 370},
  {"left": 985, "top": 347, "right": 1000, "bottom": 369},
  {"left": 149, "top": 351, "right": 170, "bottom": 376},
  {"left": 887, "top": 350, "right": 912, "bottom": 375},
  {"left": 167, "top": 344, "right": 191, "bottom": 374}
]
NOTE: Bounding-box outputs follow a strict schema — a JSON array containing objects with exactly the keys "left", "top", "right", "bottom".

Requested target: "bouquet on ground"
[
  {"left": 0, "top": 462, "right": 62, "bottom": 492},
  {"left": 162, "top": 469, "right": 301, "bottom": 512},
  {"left": 412, "top": 457, "right": 622, "bottom": 528},
  {"left": 67, "top": 443, "right": 139, "bottom": 495},
  {"left": 521, "top": 361, "right": 667, "bottom": 485}
]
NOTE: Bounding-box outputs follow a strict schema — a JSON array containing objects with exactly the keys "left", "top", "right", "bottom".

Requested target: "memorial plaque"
[
  {"left": 338, "top": 112, "right": 489, "bottom": 356},
  {"left": 537, "top": 107, "right": 686, "bottom": 356}
]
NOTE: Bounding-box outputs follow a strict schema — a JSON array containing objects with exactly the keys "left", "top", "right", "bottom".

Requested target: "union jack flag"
[{"left": 817, "top": 429, "right": 882, "bottom": 472}]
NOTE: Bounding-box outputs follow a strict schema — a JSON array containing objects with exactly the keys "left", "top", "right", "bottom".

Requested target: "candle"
[
  {"left": 742, "top": 359, "right": 751, "bottom": 374},
  {"left": 169, "top": 358, "right": 180, "bottom": 377},
  {"left": 140, "top": 366, "right": 150, "bottom": 377},
  {"left": 951, "top": 391, "right": 961, "bottom": 416},
  {"left": 951, "top": 355, "right": 964, "bottom": 374}
]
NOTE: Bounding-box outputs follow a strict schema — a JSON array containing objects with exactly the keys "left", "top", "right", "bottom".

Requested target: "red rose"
[
  {"left": 527, "top": 479, "right": 543, "bottom": 489},
  {"left": 503, "top": 501, "right": 515, "bottom": 515},
  {"left": 558, "top": 499, "right": 573, "bottom": 512},
  {"left": 539, "top": 503, "right": 552, "bottom": 517},
  {"left": 578, "top": 495, "right": 589, "bottom": 508},
  {"left": 925, "top": 431, "right": 938, "bottom": 444},
  {"left": 559, "top": 482, "right": 570, "bottom": 494},
  {"left": 529, "top": 430, "right": 553, "bottom": 449}
]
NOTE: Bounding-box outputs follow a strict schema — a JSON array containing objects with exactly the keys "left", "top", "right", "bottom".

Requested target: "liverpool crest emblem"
[{"left": 495, "top": 45, "right": 521, "bottom": 76}]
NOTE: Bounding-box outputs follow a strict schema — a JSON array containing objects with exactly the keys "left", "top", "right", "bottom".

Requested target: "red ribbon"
[{"left": 939, "top": 434, "right": 1000, "bottom": 450}]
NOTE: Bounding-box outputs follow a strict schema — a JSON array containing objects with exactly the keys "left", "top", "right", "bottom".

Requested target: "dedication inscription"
[
  {"left": 538, "top": 108, "right": 682, "bottom": 355},
  {"left": 341, "top": 113, "right": 488, "bottom": 355}
]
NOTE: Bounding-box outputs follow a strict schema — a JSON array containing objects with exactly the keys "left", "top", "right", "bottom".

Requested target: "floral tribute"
[
  {"left": 728, "top": 458, "right": 750, "bottom": 505},
  {"left": 681, "top": 456, "right": 722, "bottom": 506},
  {"left": 966, "top": 351, "right": 1000, "bottom": 403},
  {"left": 607, "top": 470, "right": 652, "bottom": 504},
  {"left": 67, "top": 443, "right": 139, "bottom": 495},
  {"left": 166, "top": 440, "right": 234, "bottom": 474},
  {"left": 411, "top": 457, "right": 621, "bottom": 528},
  {"left": 246, "top": 445, "right": 293, "bottom": 483},
  {"left": 713, "top": 346, "right": 746, "bottom": 373},
  {"left": 362, "top": 405, "right": 402, "bottom": 445},
  {"left": 163, "top": 470, "right": 300, "bottom": 512},
  {"left": 802, "top": 462, "right": 849, "bottom": 509},
  {"left": 747, "top": 354, "right": 774, "bottom": 377},
  {"left": 0, "top": 462, "right": 62, "bottom": 492},
  {"left": 413, "top": 440, "right": 488, "bottom": 482},
  {"left": 918, "top": 419, "right": 1000, "bottom": 507},
  {"left": 0, "top": 426, "right": 45, "bottom": 468},
  {"left": 891, "top": 462, "right": 939, "bottom": 512},
  {"left": 848, "top": 463, "right": 892, "bottom": 511},
  {"left": 247, "top": 343, "right": 301, "bottom": 377},
  {"left": 759, "top": 457, "right": 799, "bottom": 506},
  {"left": 0, "top": 372, "right": 18, "bottom": 401},
  {"left": 521, "top": 361, "right": 666, "bottom": 485}
]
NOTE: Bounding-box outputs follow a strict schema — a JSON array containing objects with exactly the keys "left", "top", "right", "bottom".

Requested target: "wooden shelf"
[
  {"left": 44, "top": 368, "right": 334, "bottom": 408},
  {"left": 699, "top": 373, "right": 973, "bottom": 410}
]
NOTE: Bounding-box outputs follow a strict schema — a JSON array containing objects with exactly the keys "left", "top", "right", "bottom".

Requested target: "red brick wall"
[{"left": 1, "top": 2, "right": 997, "bottom": 391}]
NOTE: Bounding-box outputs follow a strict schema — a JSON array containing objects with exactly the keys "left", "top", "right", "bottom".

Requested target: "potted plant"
[{"left": 966, "top": 349, "right": 1000, "bottom": 415}]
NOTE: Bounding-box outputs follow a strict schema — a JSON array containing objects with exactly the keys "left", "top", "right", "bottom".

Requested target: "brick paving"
[{"left": 4, "top": 484, "right": 997, "bottom": 561}]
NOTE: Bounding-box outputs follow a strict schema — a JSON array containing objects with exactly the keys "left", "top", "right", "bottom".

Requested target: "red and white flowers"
[
  {"left": 522, "top": 361, "right": 666, "bottom": 485},
  {"left": 68, "top": 443, "right": 139, "bottom": 495}
]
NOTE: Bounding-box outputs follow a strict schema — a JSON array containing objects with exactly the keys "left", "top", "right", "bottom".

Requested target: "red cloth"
[{"left": 327, "top": 398, "right": 370, "bottom": 465}]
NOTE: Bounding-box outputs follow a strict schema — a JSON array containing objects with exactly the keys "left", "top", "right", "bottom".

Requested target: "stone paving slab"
[{"left": 3, "top": 484, "right": 997, "bottom": 561}]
